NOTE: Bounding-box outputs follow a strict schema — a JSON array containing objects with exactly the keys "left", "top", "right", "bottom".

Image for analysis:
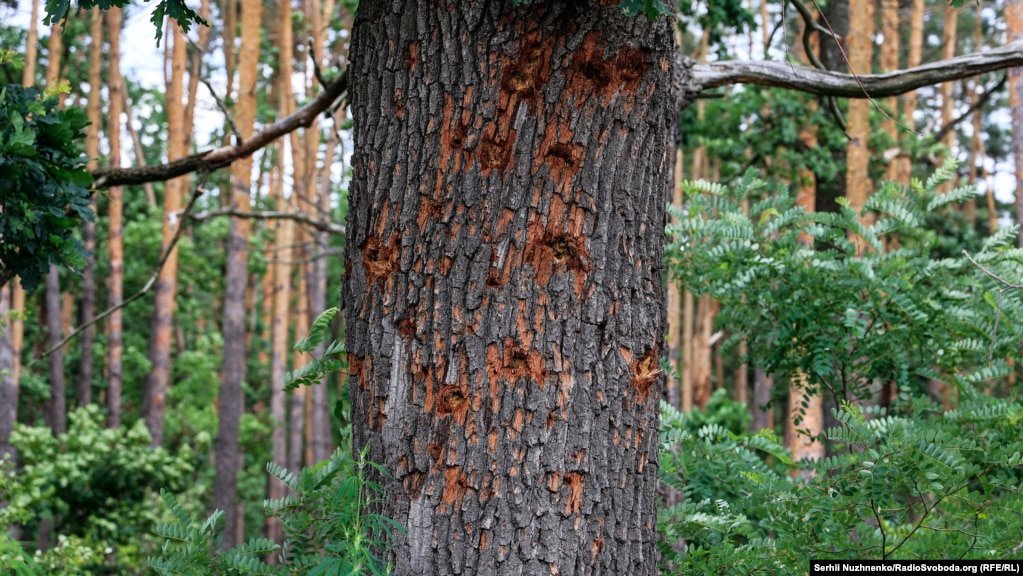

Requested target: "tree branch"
[
  {"left": 33, "top": 175, "right": 208, "bottom": 362},
  {"left": 693, "top": 43, "right": 1023, "bottom": 97},
  {"left": 190, "top": 208, "right": 346, "bottom": 235},
  {"left": 92, "top": 69, "right": 348, "bottom": 188},
  {"left": 931, "top": 75, "right": 1006, "bottom": 145}
]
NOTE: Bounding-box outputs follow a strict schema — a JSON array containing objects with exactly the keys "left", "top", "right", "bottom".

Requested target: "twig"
[
  {"left": 307, "top": 39, "right": 331, "bottom": 92},
  {"left": 932, "top": 75, "right": 1007, "bottom": 145},
  {"left": 199, "top": 76, "right": 242, "bottom": 143},
  {"left": 33, "top": 174, "right": 209, "bottom": 363},
  {"left": 962, "top": 250, "right": 1023, "bottom": 289}
]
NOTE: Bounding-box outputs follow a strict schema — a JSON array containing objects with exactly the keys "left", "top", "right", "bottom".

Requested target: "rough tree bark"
[
  {"left": 346, "top": 1, "right": 675, "bottom": 573},
  {"left": 106, "top": 6, "right": 125, "bottom": 428},
  {"left": 213, "top": 0, "right": 262, "bottom": 548}
]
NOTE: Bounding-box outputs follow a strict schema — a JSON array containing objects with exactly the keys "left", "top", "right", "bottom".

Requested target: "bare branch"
[
  {"left": 34, "top": 176, "right": 208, "bottom": 362},
  {"left": 190, "top": 208, "right": 346, "bottom": 235},
  {"left": 199, "top": 76, "right": 242, "bottom": 143},
  {"left": 932, "top": 75, "right": 1006, "bottom": 145},
  {"left": 962, "top": 250, "right": 1023, "bottom": 290},
  {"left": 693, "top": 42, "right": 1023, "bottom": 97},
  {"left": 92, "top": 69, "right": 348, "bottom": 188}
]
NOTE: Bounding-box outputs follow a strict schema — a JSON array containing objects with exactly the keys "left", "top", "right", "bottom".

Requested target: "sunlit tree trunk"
[
  {"left": 845, "top": 0, "right": 875, "bottom": 229},
  {"left": 44, "top": 25, "right": 66, "bottom": 436},
  {"left": 891, "top": 0, "right": 924, "bottom": 185},
  {"left": 880, "top": 0, "right": 899, "bottom": 182},
  {"left": 214, "top": 0, "right": 262, "bottom": 547},
  {"left": 306, "top": 0, "right": 336, "bottom": 463},
  {"left": 143, "top": 23, "right": 188, "bottom": 446},
  {"left": 937, "top": 7, "right": 960, "bottom": 196},
  {"left": 77, "top": 9, "right": 104, "bottom": 408},
  {"left": 346, "top": 2, "right": 675, "bottom": 572},
  {"left": 266, "top": 0, "right": 298, "bottom": 543},
  {"left": 1009, "top": 0, "right": 1023, "bottom": 248},
  {"left": 106, "top": 7, "right": 125, "bottom": 428},
  {"left": 787, "top": 21, "right": 825, "bottom": 464}
]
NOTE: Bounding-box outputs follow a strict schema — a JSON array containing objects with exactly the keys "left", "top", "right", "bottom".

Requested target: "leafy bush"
[
  {"left": 667, "top": 162, "right": 1023, "bottom": 408},
  {"left": 149, "top": 446, "right": 395, "bottom": 575},
  {"left": 658, "top": 397, "right": 1023, "bottom": 574},
  {"left": 1, "top": 406, "right": 194, "bottom": 574}
]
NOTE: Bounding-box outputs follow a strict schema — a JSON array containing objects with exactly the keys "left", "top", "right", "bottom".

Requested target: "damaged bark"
[{"left": 345, "top": 1, "right": 675, "bottom": 573}]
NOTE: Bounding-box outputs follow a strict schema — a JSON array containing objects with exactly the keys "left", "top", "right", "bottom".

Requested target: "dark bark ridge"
[{"left": 346, "top": 1, "right": 675, "bottom": 574}]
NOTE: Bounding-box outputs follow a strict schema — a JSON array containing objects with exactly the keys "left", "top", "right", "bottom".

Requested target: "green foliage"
[
  {"left": 150, "top": 447, "right": 395, "bottom": 575},
  {"left": 0, "top": 406, "right": 195, "bottom": 573},
  {"left": 0, "top": 534, "right": 43, "bottom": 576},
  {"left": 667, "top": 164, "right": 1023, "bottom": 406},
  {"left": 658, "top": 398, "right": 1023, "bottom": 574},
  {"left": 286, "top": 307, "right": 346, "bottom": 391},
  {"left": 0, "top": 84, "right": 93, "bottom": 290},
  {"left": 42, "top": 0, "right": 207, "bottom": 45}
]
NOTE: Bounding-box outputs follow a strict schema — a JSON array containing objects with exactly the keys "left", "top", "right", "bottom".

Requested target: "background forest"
[{"left": 1, "top": 0, "right": 1022, "bottom": 573}]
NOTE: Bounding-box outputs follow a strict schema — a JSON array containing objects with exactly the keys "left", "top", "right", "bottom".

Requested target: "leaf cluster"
[
  {"left": 0, "top": 84, "right": 93, "bottom": 290},
  {"left": 658, "top": 397, "right": 1023, "bottom": 574}
]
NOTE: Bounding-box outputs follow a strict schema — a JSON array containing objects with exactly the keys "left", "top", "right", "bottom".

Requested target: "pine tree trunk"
[
  {"left": 346, "top": 2, "right": 675, "bottom": 573},
  {"left": 214, "top": 0, "right": 262, "bottom": 547},
  {"left": 106, "top": 7, "right": 125, "bottom": 428},
  {"left": 0, "top": 287, "right": 15, "bottom": 460},
  {"left": 266, "top": 0, "right": 298, "bottom": 543},
  {"left": 845, "top": 0, "right": 875, "bottom": 226},
  {"left": 77, "top": 9, "right": 103, "bottom": 408},
  {"left": 1009, "top": 0, "right": 1023, "bottom": 248},
  {"left": 880, "top": 0, "right": 899, "bottom": 182},
  {"left": 45, "top": 268, "right": 66, "bottom": 435},
  {"left": 937, "top": 7, "right": 960, "bottom": 196},
  {"left": 144, "top": 24, "right": 188, "bottom": 446},
  {"left": 892, "top": 0, "right": 924, "bottom": 184}
]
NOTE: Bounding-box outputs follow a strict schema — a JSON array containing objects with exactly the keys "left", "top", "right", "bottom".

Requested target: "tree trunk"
[
  {"left": 0, "top": 287, "right": 15, "bottom": 460},
  {"left": 346, "top": 2, "right": 675, "bottom": 573},
  {"left": 77, "top": 9, "right": 103, "bottom": 409},
  {"left": 214, "top": 0, "right": 262, "bottom": 548},
  {"left": 788, "top": 13, "right": 825, "bottom": 464},
  {"left": 266, "top": 148, "right": 290, "bottom": 545},
  {"left": 305, "top": 0, "right": 336, "bottom": 464},
  {"left": 266, "top": 0, "right": 297, "bottom": 542},
  {"left": 880, "top": 0, "right": 899, "bottom": 182},
  {"left": 666, "top": 145, "right": 683, "bottom": 409},
  {"left": 937, "top": 6, "right": 960, "bottom": 196},
  {"left": 144, "top": 23, "right": 188, "bottom": 446},
  {"left": 106, "top": 6, "right": 125, "bottom": 428},
  {"left": 845, "top": 0, "right": 875, "bottom": 227},
  {"left": 288, "top": 254, "right": 309, "bottom": 473},
  {"left": 752, "top": 368, "right": 773, "bottom": 431},
  {"left": 891, "top": 0, "right": 924, "bottom": 184},
  {"left": 45, "top": 268, "right": 66, "bottom": 435},
  {"left": 1009, "top": 0, "right": 1023, "bottom": 248},
  {"left": 309, "top": 129, "right": 338, "bottom": 463}
]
